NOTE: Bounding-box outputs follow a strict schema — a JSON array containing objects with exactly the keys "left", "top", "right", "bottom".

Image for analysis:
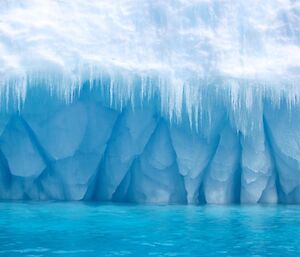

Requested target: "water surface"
[{"left": 0, "top": 202, "right": 299, "bottom": 256}]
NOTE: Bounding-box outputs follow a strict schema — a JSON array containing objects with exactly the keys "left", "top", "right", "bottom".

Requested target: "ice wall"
[
  {"left": 0, "top": 85, "right": 299, "bottom": 204},
  {"left": 0, "top": 0, "right": 300, "bottom": 203}
]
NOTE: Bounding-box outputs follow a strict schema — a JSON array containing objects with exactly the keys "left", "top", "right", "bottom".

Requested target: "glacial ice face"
[
  {"left": 0, "top": 1, "right": 300, "bottom": 203},
  {"left": 0, "top": 86, "right": 298, "bottom": 204}
]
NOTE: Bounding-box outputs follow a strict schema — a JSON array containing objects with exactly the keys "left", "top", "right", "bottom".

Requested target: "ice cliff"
[{"left": 0, "top": 0, "right": 300, "bottom": 203}]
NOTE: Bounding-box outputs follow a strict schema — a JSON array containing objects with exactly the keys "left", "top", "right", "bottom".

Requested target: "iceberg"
[{"left": 0, "top": 0, "right": 299, "bottom": 203}]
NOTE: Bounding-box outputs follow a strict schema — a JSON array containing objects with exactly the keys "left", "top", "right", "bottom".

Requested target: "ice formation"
[{"left": 0, "top": 0, "right": 300, "bottom": 203}]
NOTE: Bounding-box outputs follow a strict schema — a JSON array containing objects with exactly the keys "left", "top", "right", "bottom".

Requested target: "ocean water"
[{"left": 0, "top": 202, "right": 299, "bottom": 257}]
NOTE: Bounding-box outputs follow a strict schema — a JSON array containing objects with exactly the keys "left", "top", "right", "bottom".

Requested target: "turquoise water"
[{"left": 0, "top": 203, "right": 300, "bottom": 256}]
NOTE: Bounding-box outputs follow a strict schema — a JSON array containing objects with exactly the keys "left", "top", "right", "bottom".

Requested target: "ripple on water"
[{"left": 0, "top": 203, "right": 300, "bottom": 257}]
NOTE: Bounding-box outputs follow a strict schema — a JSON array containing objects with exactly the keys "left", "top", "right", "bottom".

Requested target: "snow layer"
[{"left": 0, "top": 0, "right": 300, "bottom": 122}]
